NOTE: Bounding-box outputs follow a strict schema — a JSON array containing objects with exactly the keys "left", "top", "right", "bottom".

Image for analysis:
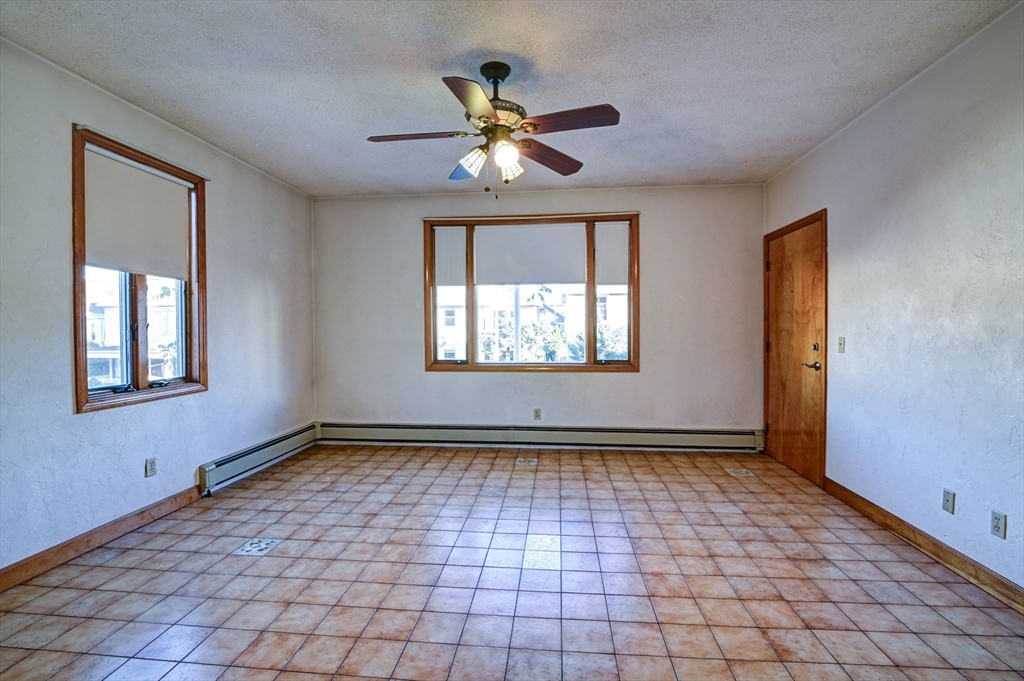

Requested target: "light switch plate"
[
  {"left": 991, "top": 511, "right": 1007, "bottom": 539},
  {"left": 838, "top": 337, "right": 846, "bottom": 353},
  {"left": 942, "top": 489, "right": 955, "bottom": 514}
]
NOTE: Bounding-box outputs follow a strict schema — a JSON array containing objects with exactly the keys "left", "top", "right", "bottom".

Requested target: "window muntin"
[
  {"left": 425, "top": 214, "right": 638, "bottom": 371},
  {"left": 73, "top": 126, "right": 208, "bottom": 412}
]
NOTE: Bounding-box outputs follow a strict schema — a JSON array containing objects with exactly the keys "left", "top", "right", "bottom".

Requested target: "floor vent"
[
  {"left": 725, "top": 468, "right": 756, "bottom": 477},
  {"left": 232, "top": 538, "right": 282, "bottom": 556},
  {"left": 516, "top": 457, "right": 539, "bottom": 466}
]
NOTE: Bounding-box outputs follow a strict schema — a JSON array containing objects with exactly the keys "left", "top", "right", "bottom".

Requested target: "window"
[
  {"left": 424, "top": 214, "right": 639, "bottom": 371},
  {"left": 73, "top": 126, "right": 208, "bottom": 412}
]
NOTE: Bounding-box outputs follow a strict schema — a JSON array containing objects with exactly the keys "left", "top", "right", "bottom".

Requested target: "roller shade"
[
  {"left": 475, "top": 223, "right": 585, "bottom": 285},
  {"left": 434, "top": 226, "right": 466, "bottom": 286},
  {"left": 595, "top": 221, "right": 630, "bottom": 285},
  {"left": 85, "top": 149, "right": 189, "bottom": 281}
]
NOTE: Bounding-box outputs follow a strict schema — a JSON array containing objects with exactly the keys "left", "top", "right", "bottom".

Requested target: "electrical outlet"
[
  {"left": 838, "top": 337, "right": 846, "bottom": 353},
  {"left": 533, "top": 408, "right": 542, "bottom": 421},
  {"left": 942, "top": 489, "right": 955, "bottom": 514},
  {"left": 145, "top": 457, "right": 157, "bottom": 477},
  {"left": 991, "top": 511, "right": 1007, "bottom": 539}
]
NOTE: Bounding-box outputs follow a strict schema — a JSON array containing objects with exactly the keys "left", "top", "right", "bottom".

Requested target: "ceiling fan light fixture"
[
  {"left": 458, "top": 145, "right": 488, "bottom": 178},
  {"left": 493, "top": 139, "right": 520, "bottom": 169},
  {"left": 501, "top": 162, "right": 524, "bottom": 183}
]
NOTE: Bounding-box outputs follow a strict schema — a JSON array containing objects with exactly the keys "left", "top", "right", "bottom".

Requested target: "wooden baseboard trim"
[
  {"left": 824, "top": 477, "right": 1023, "bottom": 614},
  {"left": 0, "top": 485, "right": 201, "bottom": 592}
]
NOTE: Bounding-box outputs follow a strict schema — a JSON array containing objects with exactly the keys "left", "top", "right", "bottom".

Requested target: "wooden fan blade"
[
  {"left": 442, "top": 77, "right": 499, "bottom": 122},
  {"left": 518, "top": 139, "right": 583, "bottom": 176},
  {"left": 367, "top": 131, "right": 468, "bottom": 142},
  {"left": 520, "top": 104, "right": 620, "bottom": 134}
]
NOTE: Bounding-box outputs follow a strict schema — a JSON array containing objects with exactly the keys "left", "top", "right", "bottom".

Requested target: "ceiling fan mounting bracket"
[{"left": 480, "top": 61, "right": 511, "bottom": 86}]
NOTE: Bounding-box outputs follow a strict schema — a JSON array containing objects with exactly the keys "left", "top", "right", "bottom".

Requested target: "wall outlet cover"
[
  {"left": 991, "top": 511, "right": 1007, "bottom": 539},
  {"left": 533, "top": 408, "right": 542, "bottom": 420},
  {"left": 838, "top": 336, "right": 846, "bottom": 353},
  {"left": 942, "top": 489, "right": 955, "bottom": 514},
  {"left": 145, "top": 457, "right": 157, "bottom": 477}
]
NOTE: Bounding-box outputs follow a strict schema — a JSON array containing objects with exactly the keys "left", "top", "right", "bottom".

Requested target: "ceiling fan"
[{"left": 368, "top": 61, "right": 620, "bottom": 185}]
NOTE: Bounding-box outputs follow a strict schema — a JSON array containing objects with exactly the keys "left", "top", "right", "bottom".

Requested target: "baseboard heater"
[
  {"left": 318, "top": 422, "right": 764, "bottom": 451},
  {"left": 198, "top": 424, "right": 316, "bottom": 495}
]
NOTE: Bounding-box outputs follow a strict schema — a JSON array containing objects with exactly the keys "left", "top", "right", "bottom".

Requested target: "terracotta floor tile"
[
  {"left": 43, "top": 618, "right": 126, "bottom": 653},
  {"left": 232, "top": 630, "right": 306, "bottom": 669},
  {"left": 711, "top": 625, "right": 779, "bottom": 661},
  {"left": 1, "top": 446, "right": 1020, "bottom": 681},
  {"left": 745, "top": 601, "right": 807, "bottom": 629},
  {"left": 1, "top": 650, "right": 79, "bottom": 681},
  {"left": 764, "top": 628, "right": 835, "bottom": 663},
  {"left": 785, "top": 661, "right": 852, "bottom": 680},
  {"left": 183, "top": 627, "right": 260, "bottom": 665},
  {"left": 563, "top": 651, "right": 618, "bottom": 681},
  {"left": 162, "top": 661, "right": 227, "bottom": 680},
  {"left": 560, "top": 593, "right": 607, "bottom": 620},
  {"left": 935, "top": 607, "right": 1014, "bottom": 636},
  {"left": 662, "top": 623, "right": 724, "bottom": 658},
  {"left": 267, "top": 603, "right": 330, "bottom": 634},
  {"left": 886, "top": 606, "right": 964, "bottom": 635},
  {"left": 918, "top": 634, "right": 1012, "bottom": 670},
  {"left": 814, "top": 629, "right": 894, "bottom": 666},
  {"left": 505, "top": 648, "right": 562, "bottom": 680},
  {"left": 729, "top": 659, "right": 794, "bottom": 680},
  {"left": 672, "top": 656, "right": 736, "bottom": 680},
  {"left": 610, "top": 621, "right": 668, "bottom": 656},
  {"left": 102, "top": 657, "right": 177, "bottom": 680},
  {"left": 839, "top": 603, "right": 912, "bottom": 633},
  {"left": 562, "top": 619, "right": 615, "bottom": 653},
  {"left": 135, "top": 624, "right": 213, "bottom": 661},
  {"left": 791, "top": 602, "right": 858, "bottom": 630},
  {"left": 458, "top": 613, "right": 512, "bottom": 647},
  {"left": 973, "top": 635, "right": 1024, "bottom": 671},
  {"left": 410, "top": 611, "right": 467, "bottom": 644},
  {"left": 698, "top": 598, "right": 756, "bottom": 627},
  {"left": 44, "top": 653, "right": 124, "bottom": 681},
  {"left": 511, "top": 616, "right": 561, "bottom": 650},
  {"left": 392, "top": 641, "right": 456, "bottom": 680},
  {"left": 448, "top": 644, "right": 508, "bottom": 681},
  {"left": 361, "top": 608, "right": 420, "bottom": 640}
]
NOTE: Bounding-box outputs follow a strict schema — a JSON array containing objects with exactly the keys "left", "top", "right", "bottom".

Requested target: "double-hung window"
[
  {"left": 424, "top": 213, "right": 639, "bottom": 371},
  {"left": 73, "top": 126, "right": 208, "bottom": 412}
]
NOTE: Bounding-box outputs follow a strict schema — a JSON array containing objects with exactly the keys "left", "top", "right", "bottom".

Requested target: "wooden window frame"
[
  {"left": 73, "top": 125, "right": 208, "bottom": 413},
  {"left": 424, "top": 213, "right": 640, "bottom": 372}
]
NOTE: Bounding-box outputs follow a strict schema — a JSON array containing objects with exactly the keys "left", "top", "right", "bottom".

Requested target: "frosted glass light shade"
[
  {"left": 459, "top": 145, "right": 488, "bottom": 177},
  {"left": 493, "top": 139, "right": 520, "bottom": 168},
  {"left": 501, "top": 162, "right": 524, "bottom": 183}
]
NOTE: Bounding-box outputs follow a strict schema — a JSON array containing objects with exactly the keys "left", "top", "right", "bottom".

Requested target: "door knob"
[{"left": 802, "top": 362, "right": 821, "bottom": 371}]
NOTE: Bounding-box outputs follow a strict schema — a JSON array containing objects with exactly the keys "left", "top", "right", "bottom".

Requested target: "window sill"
[
  {"left": 78, "top": 381, "right": 207, "bottom": 413},
  {"left": 426, "top": 362, "right": 638, "bottom": 373}
]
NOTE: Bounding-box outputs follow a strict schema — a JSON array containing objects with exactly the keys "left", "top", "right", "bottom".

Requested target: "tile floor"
[{"left": 1, "top": 445, "right": 1021, "bottom": 681}]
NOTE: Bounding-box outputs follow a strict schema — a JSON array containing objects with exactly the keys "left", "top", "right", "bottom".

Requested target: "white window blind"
[
  {"left": 595, "top": 221, "right": 630, "bottom": 285},
  {"left": 433, "top": 226, "right": 466, "bottom": 286},
  {"left": 474, "top": 223, "right": 586, "bottom": 285},
  {"left": 85, "top": 149, "right": 189, "bottom": 281}
]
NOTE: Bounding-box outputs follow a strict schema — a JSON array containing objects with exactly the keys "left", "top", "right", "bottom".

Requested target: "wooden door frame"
[{"left": 763, "top": 208, "right": 828, "bottom": 487}]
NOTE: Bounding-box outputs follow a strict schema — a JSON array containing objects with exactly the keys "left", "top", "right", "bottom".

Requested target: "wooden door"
[{"left": 765, "top": 210, "right": 827, "bottom": 486}]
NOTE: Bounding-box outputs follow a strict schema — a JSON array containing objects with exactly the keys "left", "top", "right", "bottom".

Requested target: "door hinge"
[
  {"left": 765, "top": 341, "right": 770, "bottom": 353},
  {"left": 764, "top": 423, "right": 769, "bottom": 436},
  {"left": 130, "top": 323, "right": 139, "bottom": 342},
  {"left": 765, "top": 261, "right": 770, "bottom": 272}
]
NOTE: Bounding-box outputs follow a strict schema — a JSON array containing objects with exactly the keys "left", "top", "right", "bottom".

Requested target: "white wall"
[
  {"left": 0, "top": 41, "right": 315, "bottom": 567},
  {"left": 766, "top": 6, "right": 1023, "bottom": 586},
  {"left": 314, "top": 185, "right": 764, "bottom": 430}
]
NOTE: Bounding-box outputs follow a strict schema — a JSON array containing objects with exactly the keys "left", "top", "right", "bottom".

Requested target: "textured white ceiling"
[{"left": 0, "top": 0, "right": 1015, "bottom": 197}]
